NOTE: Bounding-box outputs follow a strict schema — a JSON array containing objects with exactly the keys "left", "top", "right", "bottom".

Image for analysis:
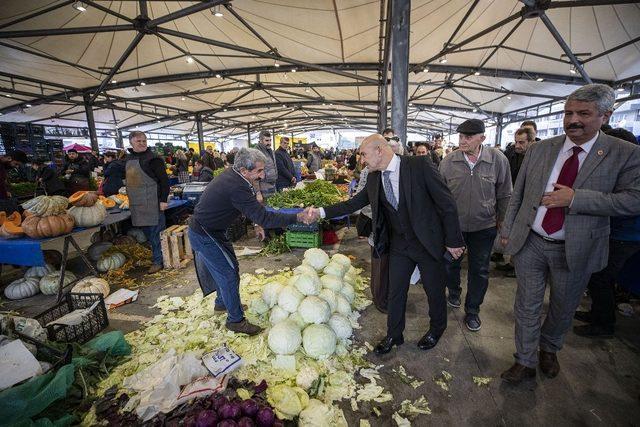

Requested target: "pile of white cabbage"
[
  {"left": 250, "top": 249, "right": 361, "bottom": 361},
  {"left": 92, "top": 248, "right": 393, "bottom": 426}
]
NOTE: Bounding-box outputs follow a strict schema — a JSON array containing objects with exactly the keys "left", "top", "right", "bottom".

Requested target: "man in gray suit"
[{"left": 499, "top": 84, "right": 640, "bottom": 384}]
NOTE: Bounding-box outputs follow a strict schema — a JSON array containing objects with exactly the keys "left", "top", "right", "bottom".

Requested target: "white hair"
[
  {"left": 233, "top": 148, "right": 267, "bottom": 171},
  {"left": 567, "top": 84, "right": 615, "bottom": 115}
]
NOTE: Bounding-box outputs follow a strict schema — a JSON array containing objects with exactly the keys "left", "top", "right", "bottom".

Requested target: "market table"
[{"left": 0, "top": 199, "right": 188, "bottom": 268}]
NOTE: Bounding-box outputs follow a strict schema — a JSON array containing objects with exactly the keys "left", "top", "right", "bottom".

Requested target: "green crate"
[{"left": 286, "top": 230, "right": 321, "bottom": 248}]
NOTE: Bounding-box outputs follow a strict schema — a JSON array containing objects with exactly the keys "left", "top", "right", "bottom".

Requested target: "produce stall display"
[
  {"left": 82, "top": 249, "right": 396, "bottom": 426},
  {"left": 266, "top": 180, "right": 347, "bottom": 209}
]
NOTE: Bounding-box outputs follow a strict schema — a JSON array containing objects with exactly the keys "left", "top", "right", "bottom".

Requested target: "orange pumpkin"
[
  {"left": 6, "top": 211, "right": 21, "bottom": 226},
  {"left": 0, "top": 211, "right": 5, "bottom": 226},
  {"left": 98, "top": 196, "right": 117, "bottom": 209},
  {"left": 23, "top": 210, "right": 34, "bottom": 218},
  {"left": 22, "top": 214, "right": 75, "bottom": 239},
  {"left": 69, "top": 191, "right": 99, "bottom": 207},
  {"left": 0, "top": 221, "right": 24, "bottom": 239}
]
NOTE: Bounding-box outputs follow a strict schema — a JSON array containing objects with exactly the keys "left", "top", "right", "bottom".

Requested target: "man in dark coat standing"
[
  {"left": 275, "top": 136, "right": 297, "bottom": 191},
  {"left": 309, "top": 134, "right": 465, "bottom": 355}
]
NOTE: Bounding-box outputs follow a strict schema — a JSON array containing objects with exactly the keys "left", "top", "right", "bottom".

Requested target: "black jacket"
[
  {"left": 275, "top": 147, "right": 296, "bottom": 190},
  {"left": 198, "top": 166, "right": 214, "bottom": 183},
  {"left": 505, "top": 147, "right": 525, "bottom": 185},
  {"left": 37, "top": 166, "right": 67, "bottom": 196},
  {"left": 190, "top": 168, "right": 297, "bottom": 239},
  {"left": 324, "top": 155, "right": 464, "bottom": 260},
  {"left": 63, "top": 158, "right": 90, "bottom": 178},
  {"left": 102, "top": 159, "right": 126, "bottom": 196}
]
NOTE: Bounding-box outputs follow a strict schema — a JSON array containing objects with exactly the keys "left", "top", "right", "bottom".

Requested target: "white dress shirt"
[
  {"left": 463, "top": 145, "right": 482, "bottom": 171},
  {"left": 319, "top": 155, "right": 401, "bottom": 218},
  {"left": 531, "top": 132, "right": 599, "bottom": 240}
]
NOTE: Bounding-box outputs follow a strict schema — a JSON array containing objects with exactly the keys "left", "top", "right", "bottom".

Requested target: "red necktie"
[{"left": 541, "top": 146, "right": 582, "bottom": 235}]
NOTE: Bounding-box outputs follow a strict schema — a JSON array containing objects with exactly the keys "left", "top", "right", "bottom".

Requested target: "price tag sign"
[{"left": 202, "top": 346, "right": 242, "bottom": 378}]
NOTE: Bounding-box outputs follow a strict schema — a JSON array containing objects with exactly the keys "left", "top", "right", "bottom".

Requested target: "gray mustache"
[{"left": 566, "top": 124, "right": 584, "bottom": 130}]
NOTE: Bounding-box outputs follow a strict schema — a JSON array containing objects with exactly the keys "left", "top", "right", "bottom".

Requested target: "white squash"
[
  {"left": 39, "top": 271, "right": 77, "bottom": 295},
  {"left": 68, "top": 203, "right": 107, "bottom": 227},
  {"left": 24, "top": 264, "right": 55, "bottom": 279},
  {"left": 71, "top": 276, "right": 110, "bottom": 297},
  {"left": 4, "top": 277, "right": 40, "bottom": 300},
  {"left": 97, "top": 252, "right": 126, "bottom": 272}
]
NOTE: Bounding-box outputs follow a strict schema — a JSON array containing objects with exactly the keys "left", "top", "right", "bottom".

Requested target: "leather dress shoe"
[
  {"left": 573, "top": 310, "right": 592, "bottom": 323},
  {"left": 539, "top": 350, "right": 560, "bottom": 378},
  {"left": 417, "top": 329, "right": 443, "bottom": 350},
  {"left": 374, "top": 336, "right": 404, "bottom": 355},
  {"left": 501, "top": 363, "right": 536, "bottom": 384},
  {"left": 573, "top": 324, "right": 614, "bottom": 338}
]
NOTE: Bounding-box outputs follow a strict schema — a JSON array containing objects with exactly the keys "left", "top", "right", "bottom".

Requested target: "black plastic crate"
[
  {"left": 34, "top": 293, "right": 109, "bottom": 344},
  {"left": 15, "top": 331, "right": 73, "bottom": 371},
  {"left": 226, "top": 216, "right": 248, "bottom": 242}
]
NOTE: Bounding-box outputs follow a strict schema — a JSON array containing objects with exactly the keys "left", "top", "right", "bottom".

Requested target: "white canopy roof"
[{"left": 0, "top": 0, "right": 638, "bottom": 137}]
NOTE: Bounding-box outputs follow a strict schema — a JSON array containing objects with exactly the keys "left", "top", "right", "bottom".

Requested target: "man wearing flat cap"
[{"left": 439, "top": 119, "right": 512, "bottom": 332}]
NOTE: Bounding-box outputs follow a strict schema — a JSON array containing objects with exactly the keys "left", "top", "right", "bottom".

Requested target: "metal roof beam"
[
  {"left": 223, "top": 4, "right": 280, "bottom": 55},
  {"left": 83, "top": 1, "right": 136, "bottom": 23},
  {"left": 0, "top": 1, "right": 76, "bottom": 31},
  {"left": 539, "top": 12, "right": 592, "bottom": 84},
  {"left": 146, "top": 0, "right": 229, "bottom": 27},
  {"left": 0, "top": 24, "right": 134, "bottom": 39}
]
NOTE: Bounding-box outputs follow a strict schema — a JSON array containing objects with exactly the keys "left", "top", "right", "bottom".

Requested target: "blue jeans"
[
  {"left": 142, "top": 212, "right": 166, "bottom": 266},
  {"left": 189, "top": 228, "right": 243, "bottom": 323},
  {"left": 446, "top": 226, "right": 497, "bottom": 314}
]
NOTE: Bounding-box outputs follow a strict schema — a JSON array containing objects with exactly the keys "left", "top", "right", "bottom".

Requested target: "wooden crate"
[{"left": 160, "top": 225, "right": 193, "bottom": 269}]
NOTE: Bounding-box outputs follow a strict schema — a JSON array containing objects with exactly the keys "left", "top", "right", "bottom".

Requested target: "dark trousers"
[
  {"left": 370, "top": 247, "right": 389, "bottom": 311},
  {"left": 142, "top": 212, "right": 166, "bottom": 266},
  {"left": 446, "top": 226, "right": 497, "bottom": 314},
  {"left": 387, "top": 240, "right": 447, "bottom": 339},
  {"left": 588, "top": 239, "right": 640, "bottom": 327}
]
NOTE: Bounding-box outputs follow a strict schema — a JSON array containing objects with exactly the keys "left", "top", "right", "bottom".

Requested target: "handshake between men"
[{"left": 295, "top": 207, "right": 321, "bottom": 225}]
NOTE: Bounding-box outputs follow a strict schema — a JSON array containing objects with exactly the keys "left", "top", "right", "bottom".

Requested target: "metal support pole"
[
  {"left": 390, "top": 0, "right": 410, "bottom": 146},
  {"left": 196, "top": 113, "right": 205, "bottom": 153},
  {"left": 495, "top": 114, "right": 503, "bottom": 148},
  {"left": 116, "top": 129, "right": 124, "bottom": 149},
  {"left": 247, "top": 123, "right": 251, "bottom": 147},
  {"left": 83, "top": 94, "right": 99, "bottom": 152},
  {"left": 539, "top": 13, "right": 592, "bottom": 84},
  {"left": 378, "top": 0, "right": 392, "bottom": 133}
]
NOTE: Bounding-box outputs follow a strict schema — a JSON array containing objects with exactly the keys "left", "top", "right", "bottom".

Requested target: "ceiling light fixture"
[
  {"left": 274, "top": 60, "right": 280, "bottom": 68},
  {"left": 536, "top": 77, "right": 544, "bottom": 82},
  {"left": 223, "top": 108, "right": 228, "bottom": 112},
  {"left": 617, "top": 87, "right": 625, "bottom": 92},
  {"left": 291, "top": 68, "right": 297, "bottom": 73},
  {"left": 26, "top": 104, "right": 32, "bottom": 108},
  {"left": 506, "top": 95, "right": 512, "bottom": 100},
  {"left": 569, "top": 65, "right": 577, "bottom": 74},
  {"left": 215, "top": 74, "right": 221, "bottom": 78},
  {"left": 305, "top": 87, "right": 310, "bottom": 93},
  {"left": 181, "top": 96, "right": 186, "bottom": 101},
  {"left": 111, "top": 79, "right": 117, "bottom": 84},
  {"left": 186, "top": 55, "right": 194, "bottom": 64},
  {"left": 140, "top": 81, "right": 146, "bottom": 86},
  {"left": 439, "top": 57, "right": 447, "bottom": 64},
  {"left": 423, "top": 67, "right": 429, "bottom": 73},
  {"left": 472, "top": 108, "right": 477, "bottom": 112},
  {"left": 72, "top": 1, "right": 87, "bottom": 12},
  {"left": 474, "top": 71, "right": 480, "bottom": 76},
  {"left": 212, "top": 5, "right": 223, "bottom": 17},
  {"left": 5, "top": 94, "right": 11, "bottom": 98}
]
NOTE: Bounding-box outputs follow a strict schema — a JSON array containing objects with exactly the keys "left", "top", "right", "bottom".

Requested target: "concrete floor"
[{"left": 3, "top": 225, "right": 640, "bottom": 426}]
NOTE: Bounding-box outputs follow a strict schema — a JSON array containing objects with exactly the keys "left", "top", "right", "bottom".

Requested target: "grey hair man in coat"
[
  {"left": 500, "top": 84, "right": 640, "bottom": 384},
  {"left": 254, "top": 130, "right": 278, "bottom": 199}
]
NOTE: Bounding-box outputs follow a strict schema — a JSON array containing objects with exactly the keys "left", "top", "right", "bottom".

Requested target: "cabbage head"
[
  {"left": 262, "top": 281, "right": 284, "bottom": 307},
  {"left": 323, "top": 261, "right": 346, "bottom": 278},
  {"left": 293, "top": 274, "right": 321, "bottom": 296},
  {"left": 331, "top": 253, "right": 352, "bottom": 268},
  {"left": 298, "top": 399, "right": 337, "bottom": 427},
  {"left": 249, "top": 298, "right": 270, "bottom": 315},
  {"left": 267, "top": 384, "right": 309, "bottom": 420},
  {"left": 293, "top": 264, "right": 319, "bottom": 278},
  {"left": 335, "top": 294, "right": 352, "bottom": 316},
  {"left": 288, "top": 311, "right": 309, "bottom": 329},
  {"left": 340, "top": 283, "right": 355, "bottom": 304},
  {"left": 268, "top": 320, "right": 302, "bottom": 355},
  {"left": 298, "top": 296, "right": 331, "bottom": 324},
  {"left": 318, "top": 288, "right": 338, "bottom": 312},
  {"left": 328, "top": 314, "right": 353, "bottom": 340},
  {"left": 270, "top": 305, "right": 290, "bottom": 324},
  {"left": 278, "top": 285, "right": 304, "bottom": 313},
  {"left": 303, "top": 248, "right": 330, "bottom": 271},
  {"left": 296, "top": 366, "right": 319, "bottom": 390},
  {"left": 302, "top": 324, "right": 337, "bottom": 359},
  {"left": 320, "top": 274, "right": 343, "bottom": 292}
]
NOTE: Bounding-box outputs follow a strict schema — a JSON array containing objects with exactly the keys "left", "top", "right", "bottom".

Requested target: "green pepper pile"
[{"left": 266, "top": 180, "right": 346, "bottom": 209}]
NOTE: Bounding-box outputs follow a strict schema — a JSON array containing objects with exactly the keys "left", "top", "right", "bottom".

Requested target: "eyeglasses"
[{"left": 385, "top": 136, "right": 400, "bottom": 142}]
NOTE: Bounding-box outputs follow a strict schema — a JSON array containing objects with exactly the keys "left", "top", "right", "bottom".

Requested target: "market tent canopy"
[
  {"left": 63, "top": 143, "right": 92, "bottom": 152},
  {"left": 0, "top": 0, "right": 638, "bottom": 138}
]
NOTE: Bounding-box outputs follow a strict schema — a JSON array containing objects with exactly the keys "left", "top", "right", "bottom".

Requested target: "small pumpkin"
[
  {"left": 127, "top": 228, "right": 147, "bottom": 243},
  {"left": 108, "top": 195, "right": 123, "bottom": 206},
  {"left": 4, "top": 277, "right": 40, "bottom": 300},
  {"left": 39, "top": 271, "right": 77, "bottom": 295},
  {"left": 24, "top": 263, "right": 55, "bottom": 278},
  {"left": 88, "top": 241, "right": 113, "bottom": 261},
  {"left": 98, "top": 196, "right": 116, "bottom": 209},
  {"left": 69, "top": 191, "right": 99, "bottom": 207},
  {"left": 97, "top": 252, "right": 126, "bottom": 272},
  {"left": 0, "top": 221, "right": 24, "bottom": 239},
  {"left": 71, "top": 276, "right": 110, "bottom": 297},
  {"left": 68, "top": 203, "right": 107, "bottom": 227},
  {"left": 6, "top": 211, "right": 21, "bottom": 226},
  {"left": 22, "top": 214, "right": 75, "bottom": 239},
  {"left": 0, "top": 211, "right": 5, "bottom": 225}
]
